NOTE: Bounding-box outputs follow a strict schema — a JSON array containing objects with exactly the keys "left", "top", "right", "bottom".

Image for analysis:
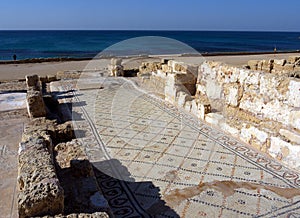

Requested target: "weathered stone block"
[
  {"left": 287, "top": 79, "right": 300, "bottom": 107},
  {"left": 220, "top": 122, "right": 240, "bottom": 137},
  {"left": 205, "top": 113, "right": 224, "bottom": 126},
  {"left": 177, "top": 91, "right": 192, "bottom": 108},
  {"left": 184, "top": 100, "right": 192, "bottom": 112},
  {"left": 26, "top": 90, "right": 47, "bottom": 118},
  {"left": 191, "top": 99, "right": 211, "bottom": 120},
  {"left": 18, "top": 136, "right": 64, "bottom": 218},
  {"left": 269, "top": 136, "right": 300, "bottom": 170},
  {"left": 223, "top": 83, "right": 243, "bottom": 107},
  {"left": 26, "top": 75, "right": 40, "bottom": 89},
  {"left": 108, "top": 64, "right": 124, "bottom": 77}
]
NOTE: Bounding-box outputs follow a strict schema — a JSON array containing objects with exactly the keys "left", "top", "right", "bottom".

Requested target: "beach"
[{"left": 0, "top": 52, "right": 299, "bottom": 81}]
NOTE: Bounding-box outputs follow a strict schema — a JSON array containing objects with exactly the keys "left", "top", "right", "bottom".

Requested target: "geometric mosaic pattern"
[{"left": 58, "top": 76, "right": 300, "bottom": 217}]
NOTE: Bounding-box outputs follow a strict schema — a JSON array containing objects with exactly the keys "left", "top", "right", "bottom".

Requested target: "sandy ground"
[
  {"left": 0, "top": 110, "right": 29, "bottom": 218},
  {"left": 0, "top": 52, "right": 299, "bottom": 81}
]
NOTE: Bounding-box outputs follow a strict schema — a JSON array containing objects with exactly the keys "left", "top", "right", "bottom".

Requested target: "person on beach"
[{"left": 13, "top": 54, "right": 17, "bottom": 61}]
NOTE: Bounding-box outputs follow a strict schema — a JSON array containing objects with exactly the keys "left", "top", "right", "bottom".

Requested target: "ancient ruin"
[{"left": 5, "top": 55, "right": 300, "bottom": 217}]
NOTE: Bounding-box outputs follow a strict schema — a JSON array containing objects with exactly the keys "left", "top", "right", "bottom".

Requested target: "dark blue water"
[{"left": 0, "top": 30, "right": 299, "bottom": 60}]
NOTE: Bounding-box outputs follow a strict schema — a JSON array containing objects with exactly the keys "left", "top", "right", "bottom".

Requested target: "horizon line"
[{"left": 1, "top": 29, "right": 300, "bottom": 33}]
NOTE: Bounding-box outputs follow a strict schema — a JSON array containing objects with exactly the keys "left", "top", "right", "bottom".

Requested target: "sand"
[{"left": 0, "top": 52, "right": 299, "bottom": 81}]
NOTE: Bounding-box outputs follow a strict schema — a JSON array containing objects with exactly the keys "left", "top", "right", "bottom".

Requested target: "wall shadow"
[{"left": 92, "top": 159, "right": 180, "bottom": 218}]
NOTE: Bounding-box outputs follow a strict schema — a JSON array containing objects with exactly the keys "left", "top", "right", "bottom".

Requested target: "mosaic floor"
[{"left": 55, "top": 75, "right": 300, "bottom": 218}]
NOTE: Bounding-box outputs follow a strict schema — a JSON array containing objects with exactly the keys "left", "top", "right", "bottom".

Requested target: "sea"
[{"left": 0, "top": 30, "right": 300, "bottom": 61}]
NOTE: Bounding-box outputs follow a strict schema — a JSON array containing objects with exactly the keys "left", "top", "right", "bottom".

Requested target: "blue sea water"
[{"left": 0, "top": 30, "right": 300, "bottom": 60}]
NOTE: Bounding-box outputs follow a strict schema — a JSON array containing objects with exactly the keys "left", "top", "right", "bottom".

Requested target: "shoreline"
[
  {"left": 1, "top": 50, "right": 300, "bottom": 65},
  {"left": 0, "top": 52, "right": 299, "bottom": 81}
]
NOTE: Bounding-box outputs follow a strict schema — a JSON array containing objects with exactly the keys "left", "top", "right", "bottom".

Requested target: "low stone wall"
[
  {"left": 247, "top": 55, "right": 300, "bottom": 74},
  {"left": 18, "top": 118, "right": 65, "bottom": 218},
  {"left": 197, "top": 62, "right": 300, "bottom": 169},
  {"left": 18, "top": 118, "right": 111, "bottom": 217},
  {"left": 139, "top": 59, "right": 300, "bottom": 171}
]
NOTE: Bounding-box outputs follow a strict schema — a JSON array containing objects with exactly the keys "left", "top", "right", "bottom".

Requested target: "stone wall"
[
  {"left": 18, "top": 118, "right": 111, "bottom": 217},
  {"left": 139, "top": 59, "right": 300, "bottom": 171},
  {"left": 247, "top": 55, "right": 300, "bottom": 75}
]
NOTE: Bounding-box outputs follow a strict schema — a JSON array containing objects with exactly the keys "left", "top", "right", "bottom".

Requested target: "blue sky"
[{"left": 1, "top": 0, "right": 300, "bottom": 31}]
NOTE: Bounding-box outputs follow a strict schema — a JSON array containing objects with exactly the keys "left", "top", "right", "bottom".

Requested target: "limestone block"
[
  {"left": 26, "top": 90, "right": 47, "bottom": 118},
  {"left": 269, "top": 136, "right": 300, "bottom": 169},
  {"left": 261, "top": 100, "right": 291, "bottom": 126},
  {"left": 279, "top": 129, "right": 300, "bottom": 144},
  {"left": 205, "top": 113, "right": 224, "bottom": 126},
  {"left": 288, "top": 56, "right": 300, "bottom": 64},
  {"left": 203, "top": 78, "right": 222, "bottom": 99},
  {"left": 289, "top": 110, "right": 300, "bottom": 130},
  {"left": 259, "top": 74, "right": 288, "bottom": 101},
  {"left": 191, "top": 99, "right": 211, "bottom": 120},
  {"left": 223, "top": 83, "right": 243, "bottom": 107},
  {"left": 165, "top": 84, "right": 185, "bottom": 104},
  {"left": 274, "top": 59, "right": 287, "bottom": 66},
  {"left": 287, "top": 79, "right": 300, "bottom": 107},
  {"left": 238, "top": 69, "right": 251, "bottom": 84},
  {"left": 108, "top": 64, "right": 124, "bottom": 77},
  {"left": 249, "top": 126, "right": 269, "bottom": 144},
  {"left": 26, "top": 74, "right": 41, "bottom": 91},
  {"left": 18, "top": 137, "right": 64, "bottom": 218},
  {"left": 240, "top": 126, "right": 252, "bottom": 144},
  {"left": 220, "top": 122, "right": 240, "bottom": 137},
  {"left": 177, "top": 91, "right": 192, "bottom": 108},
  {"left": 244, "top": 71, "right": 261, "bottom": 86},
  {"left": 195, "top": 84, "right": 207, "bottom": 96}
]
